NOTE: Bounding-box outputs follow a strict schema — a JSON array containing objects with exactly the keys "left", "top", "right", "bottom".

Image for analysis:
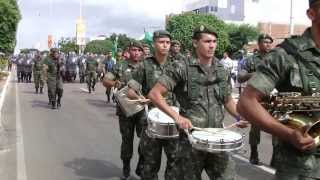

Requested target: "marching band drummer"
[
  {"left": 102, "top": 41, "right": 144, "bottom": 180},
  {"left": 148, "top": 25, "right": 248, "bottom": 180},
  {"left": 237, "top": 1, "right": 320, "bottom": 179},
  {"left": 127, "top": 30, "right": 180, "bottom": 180}
]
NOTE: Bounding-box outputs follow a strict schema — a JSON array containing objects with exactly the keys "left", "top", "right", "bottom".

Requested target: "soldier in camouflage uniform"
[
  {"left": 237, "top": 33, "right": 273, "bottom": 164},
  {"left": 127, "top": 30, "right": 180, "bottom": 180},
  {"left": 103, "top": 41, "right": 144, "bottom": 180},
  {"left": 148, "top": 26, "right": 247, "bottom": 180},
  {"left": 43, "top": 48, "right": 64, "bottom": 109},
  {"left": 85, "top": 54, "right": 98, "bottom": 93},
  {"left": 238, "top": 1, "right": 320, "bottom": 179},
  {"left": 24, "top": 54, "right": 33, "bottom": 83},
  {"left": 16, "top": 54, "right": 24, "bottom": 83},
  {"left": 33, "top": 51, "right": 44, "bottom": 94},
  {"left": 169, "top": 40, "right": 184, "bottom": 62},
  {"left": 78, "top": 55, "right": 86, "bottom": 83}
]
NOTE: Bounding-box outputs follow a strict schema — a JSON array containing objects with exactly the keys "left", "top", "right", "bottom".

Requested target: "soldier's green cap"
[
  {"left": 117, "top": 48, "right": 123, "bottom": 52},
  {"left": 258, "top": 33, "right": 273, "bottom": 43},
  {"left": 310, "top": 0, "right": 320, "bottom": 7},
  {"left": 128, "top": 40, "right": 143, "bottom": 51},
  {"left": 192, "top": 25, "right": 218, "bottom": 39},
  {"left": 153, "top": 30, "right": 172, "bottom": 40},
  {"left": 171, "top": 40, "right": 181, "bottom": 46}
]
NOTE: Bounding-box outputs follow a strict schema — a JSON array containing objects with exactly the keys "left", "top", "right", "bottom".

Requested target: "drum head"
[
  {"left": 192, "top": 128, "right": 242, "bottom": 143},
  {"left": 148, "top": 107, "right": 178, "bottom": 123}
]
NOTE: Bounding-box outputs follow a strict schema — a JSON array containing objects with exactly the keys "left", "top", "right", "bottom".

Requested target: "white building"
[{"left": 184, "top": 0, "right": 310, "bottom": 26}]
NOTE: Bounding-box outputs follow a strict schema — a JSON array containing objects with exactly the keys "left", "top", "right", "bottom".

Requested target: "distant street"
[{"left": 0, "top": 70, "right": 275, "bottom": 180}]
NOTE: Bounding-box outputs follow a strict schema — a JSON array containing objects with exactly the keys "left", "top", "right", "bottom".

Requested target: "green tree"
[
  {"left": 166, "top": 13, "right": 229, "bottom": 57},
  {"left": 0, "top": 0, "right": 21, "bottom": 54},
  {"left": 58, "top": 38, "right": 78, "bottom": 53},
  {"left": 226, "top": 23, "right": 259, "bottom": 54},
  {"left": 109, "top": 33, "right": 135, "bottom": 51},
  {"left": 84, "top": 39, "right": 113, "bottom": 54}
]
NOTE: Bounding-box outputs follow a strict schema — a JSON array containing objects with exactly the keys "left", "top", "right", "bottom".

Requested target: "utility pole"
[{"left": 289, "top": 0, "right": 294, "bottom": 35}]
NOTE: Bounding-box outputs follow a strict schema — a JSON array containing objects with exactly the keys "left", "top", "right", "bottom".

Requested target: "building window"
[
  {"left": 211, "top": 6, "right": 218, "bottom": 12},
  {"left": 193, "top": 9, "right": 200, "bottom": 14}
]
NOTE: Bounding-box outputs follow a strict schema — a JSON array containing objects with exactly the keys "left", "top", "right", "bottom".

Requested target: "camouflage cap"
[
  {"left": 192, "top": 25, "right": 218, "bottom": 39},
  {"left": 128, "top": 40, "right": 143, "bottom": 51},
  {"left": 309, "top": 0, "right": 320, "bottom": 7},
  {"left": 171, "top": 40, "right": 181, "bottom": 46},
  {"left": 257, "top": 33, "right": 273, "bottom": 43},
  {"left": 153, "top": 30, "right": 172, "bottom": 40}
]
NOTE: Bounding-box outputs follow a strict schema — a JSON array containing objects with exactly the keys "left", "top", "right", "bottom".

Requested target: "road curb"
[{"left": 0, "top": 71, "right": 11, "bottom": 128}]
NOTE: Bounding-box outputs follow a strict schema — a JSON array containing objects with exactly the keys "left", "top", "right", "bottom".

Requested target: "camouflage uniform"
[
  {"left": 248, "top": 28, "right": 320, "bottom": 179},
  {"left": 23, "top": 58, "right": 33, "bottom": 83},
  {"left": 169, "top": 53, "right": 185, "bottom": 62},
  {"left": 85, "top": 57, "right": 98, "bottom": 93},
  {"left": 78, "top": 56, "right": 86, "bottom": 83},
  {"left": 241, "top": 51, "right": 266, "bottom": 159},
  {"left": 128, "top": 56, "right": 179, "bottom": 180},
  {"left": 105, "top": 60, "right": 144, "bottom": 177},
  {"left": 43, "top": 56, "right": 64, "bottom": 108},
  {"left": 158, "top": 57, "right": 235, "bottom": 180},
  {"left": 33, "top": 56, "right": 44, "bottom": 93}
]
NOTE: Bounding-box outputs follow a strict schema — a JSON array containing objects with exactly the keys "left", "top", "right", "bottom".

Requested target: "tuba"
[{"left": 265, "top": 92, "right": 320, "bottom": 146}]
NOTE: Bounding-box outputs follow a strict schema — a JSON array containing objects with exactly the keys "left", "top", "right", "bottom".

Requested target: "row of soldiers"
[{"left": 103, "top": 1, "right": 320, "bottom": 178}]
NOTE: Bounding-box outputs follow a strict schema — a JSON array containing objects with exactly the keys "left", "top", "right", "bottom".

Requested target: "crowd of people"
[{"left": 8, "top": 0, "right": 320, "bottom": 179}]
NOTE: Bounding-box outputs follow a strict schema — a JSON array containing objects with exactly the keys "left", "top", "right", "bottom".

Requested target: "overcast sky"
[
  {"left": 16, "top": 0, "right": 184, "bottom": 51},
  {"left": 16, "top": 0, "right": 310, "bottom": 51}
]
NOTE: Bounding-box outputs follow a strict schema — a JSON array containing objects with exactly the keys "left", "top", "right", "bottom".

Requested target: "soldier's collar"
[{"left": 300, "top": 28, "right": 318, "bottom": 51}]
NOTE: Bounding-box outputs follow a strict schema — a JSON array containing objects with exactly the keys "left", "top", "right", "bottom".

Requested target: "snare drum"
[
  {"left": 189, "top": 128, "right": 243, "bottom": 153},
  {"left": 147, "top": 107, "right": 179, "bottom": 139}
]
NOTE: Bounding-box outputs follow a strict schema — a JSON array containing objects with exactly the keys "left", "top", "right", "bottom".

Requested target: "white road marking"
[
  {"left": 0, "top": 72, "right": 12, "bottom": 128},
  {"left": 15, "top": 76, "right": 28, "bottom": 180},
  {"left": 233, "top": 154, "right": 276, "bottom": 175}
]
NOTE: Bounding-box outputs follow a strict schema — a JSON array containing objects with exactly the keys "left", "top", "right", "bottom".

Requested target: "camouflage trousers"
[
  {"left": 174, "top": 133, "right": 236, "bottom": 180},
  {"left": 47, "top": 78, "right": 63, "bottom": 102},
  {"left": 249, "top": 125, "right": 260, "bottom": 145},
  {"left": 86, "top": 71, "right": 97, "bottom": 88},
  {"left": 33, "top": 72, "right": 44, "bottom": 89},
  {"left": 118, "top": 112, "right": 143, "bottom": 161},
  {"left": 140, "top": 127, "right": 179, "bottom": 180}
]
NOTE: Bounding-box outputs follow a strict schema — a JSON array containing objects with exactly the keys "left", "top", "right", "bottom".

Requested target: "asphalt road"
[{"left": 0, "top": 72, "right": 275, "bottom": 180}]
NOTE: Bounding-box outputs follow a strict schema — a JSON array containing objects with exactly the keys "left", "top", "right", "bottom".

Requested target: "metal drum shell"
[
  {"left": 114, "top": 86, "right": 144, "bottom": 117},
  {"left": 147, "top": 121, "right": 179, "bottom": 139}
]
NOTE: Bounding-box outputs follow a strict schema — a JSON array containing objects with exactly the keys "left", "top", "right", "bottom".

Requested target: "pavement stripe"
[
  {"left": 233, "top": 154, "right": 276, "bottom": 175},
  {"left": 15, "top": 75, "right": 28, "bottom": 180}
]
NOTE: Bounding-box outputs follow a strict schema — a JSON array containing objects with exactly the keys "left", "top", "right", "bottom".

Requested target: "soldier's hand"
[
  {"left": 175, "top": 115, "right": 193, "bottom": 129},
  {"left": 138, "top": 95, "right": 150, "bottom": 105},
  {"left": 289, "top": 129, "right": 315, "bottom": 151},
  {"left": 236, "top": 120, "right": 249, "bottom": 128}
]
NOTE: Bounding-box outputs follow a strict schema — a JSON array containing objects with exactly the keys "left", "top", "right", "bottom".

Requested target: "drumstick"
[
  {"left": 191, "top": 122, "right": 239, "bottom": 135},
  {"left": 127, "top": 98, "right": 166, "bottom": 102}
]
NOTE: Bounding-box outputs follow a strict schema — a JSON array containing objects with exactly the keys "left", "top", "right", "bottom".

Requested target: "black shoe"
[
  {"left": 88, "top": 87, "right": 91, "bottom": 93},
  {"left": 249, "top": 146, "right": 260, "bottom": 165},
  {"left": 135, "top": 158, "right": 143, "bottom": 177},
  {"left": 92, "top": 86, "right": 95, "bottom": 91},
  {"left": 51, "top": 101, "right": 56, "bottom": 109},
  {"left": 35, "top": 88, "right": 38, "bottom": 94},
  {"left": 122, "top": 160, "right": 130, "bottom": 179},
  {"left": 40, "top": 88, "right": 43, "bottom": 94}
]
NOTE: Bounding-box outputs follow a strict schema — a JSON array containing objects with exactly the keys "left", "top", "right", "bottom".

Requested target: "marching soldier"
[
  {"left": 33, "top": 51, "right": 44, "bottom": 94},
  {"left": 238, "top": 0, "right": 320, "bottom": 179},
  {"left": 43, "top": 48, "right": 65, "bottom": 109},
  {"left": 102, "top": 41, "right": 144, "bottom": 180},
  {"left": 237, "top": 33, "right": 273, "bottom": 164},
  {"left": 148, "top": 25, "right": 247, "bottom": 179},
  {"left": 85, "top": 54, "right": 98, "bottom": 93},
  {"left": 127, "top": 30, "right": 179, "bottom": 180}
]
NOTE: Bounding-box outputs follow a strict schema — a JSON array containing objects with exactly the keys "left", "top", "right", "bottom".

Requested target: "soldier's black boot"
[
  {"left": 88, "top": 86, "right": 91, "bottom": 93},
  {"left": 121, "top": 160, "right": 130, "bottom": 180},
  {"left": 35, "top": 88, "right": 38, "bottom": 94},
  {"left": 250, "top": 145, "right": 259, "bottom": 165},
  {"left": 40, "top": 87, "right": 43, "bottom": 94},
  {"left": 135, "top": 157, "right": 143, "bottom": 177},
  {"left": 57, "top": 99, "right": 61, "bottom": 109},
  {"left": 51, "top": 101, "right": 56, "bottom": 109}
]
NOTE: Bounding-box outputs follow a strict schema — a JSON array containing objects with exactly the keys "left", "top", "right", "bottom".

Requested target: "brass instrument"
[{"left": 264, "top": 92, "right": 320, "bottom": 146}]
